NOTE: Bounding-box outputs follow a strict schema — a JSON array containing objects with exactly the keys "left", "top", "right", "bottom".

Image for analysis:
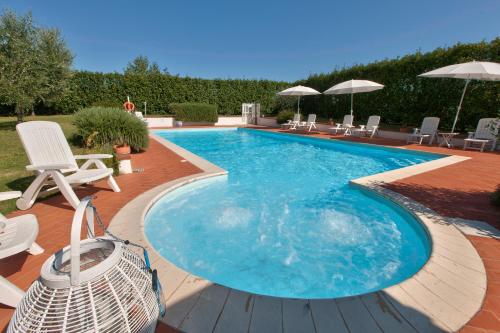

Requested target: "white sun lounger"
[
  {"left": 16, "top": 121, "right": 120, "bottom": 210},
  {"left": 134, "top": 111, "right": 146, "bottom": 121},
  {"left": 329, "top": 115, "right": 354, "bottom": 135},
  {"left": 407, "top": 117, "right": 440, "bottom": 145},
  {"left": 463, "top": 118, "right": 499, "bottom": 152},
  {"left": 351, "top": 115, "right": 381, "bottom": 138},
  {"left": 0, "top": 191, "right": 44, "bottom": 308},
  {"left": 282, "top": 114, "right": 301, "bottom": 129},
  {"left": 294, "top": 114, "right": 317, "bottom": 132}
]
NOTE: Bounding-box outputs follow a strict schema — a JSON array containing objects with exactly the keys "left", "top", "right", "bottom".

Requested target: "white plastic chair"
[
  {"left": 16, "top": 121, "right": 120, "bottom": 210},
  {"left": 282, "top": 114, "right": 301, "bottom": 129},
  {"left": 329, "top": 115, "right": 354, "bottom": 135},
  {"left": 294, "top": 114, "right": 317, "bottom": 132},
  {"left": 407, "top": 117, "right": 440, "bottom": 145},
  {"left": 463, "top": 118, "right": 499, "bottom": 152},
  {"left": 352, "top": 115, "right": 381, "bottom": 138},
  {"left": 135, "top": 111, "right": 147, "bottom": 121},
  {"left": 0, "top": 191, "right": 44, "bottom": 308}
]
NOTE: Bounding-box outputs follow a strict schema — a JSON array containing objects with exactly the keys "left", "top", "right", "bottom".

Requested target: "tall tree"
[
  {"left": 0, "top": 10, "right": 72, "bottom": 122},
  {"left": 124, "top": 55, "right": 164, "bottom": 75}
]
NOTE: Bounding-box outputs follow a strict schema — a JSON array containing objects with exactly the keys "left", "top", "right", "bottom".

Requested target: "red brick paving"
[
  {"left": 0, "top": 138, "right": 200, "bottom": 331},
  {"left": 462, "top": 236, "right": 500, "bottom": 332},
  {"left": 1, "top": 128, "right": 499, "bottom": 332}
]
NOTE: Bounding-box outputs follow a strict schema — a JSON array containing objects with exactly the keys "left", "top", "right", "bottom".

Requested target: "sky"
[{"left": 1, "top": 0, "right": 499, "bottom": 82}]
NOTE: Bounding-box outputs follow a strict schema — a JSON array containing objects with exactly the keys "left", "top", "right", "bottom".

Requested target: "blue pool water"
[{"left": 146, "top": 128, "right": 442, "bottom": 299}]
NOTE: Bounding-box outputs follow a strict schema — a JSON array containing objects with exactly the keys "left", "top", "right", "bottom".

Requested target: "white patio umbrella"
[
  {"left": 419, "top": 61, "right": 500, "bottom": 133},
  {"left": 277, "top": 85, "right": 321, "bottom": 115},
  {"left": 323, "top": 79, "right": 384, "bottom": 117}
]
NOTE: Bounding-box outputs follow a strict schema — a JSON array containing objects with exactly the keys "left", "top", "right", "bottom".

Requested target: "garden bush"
[
  {"left": 43, "top": 72, "right": 289, "bottom": 116},
  {"left": 73, "top": 107, "right": 149, "bottom": 150},
  {"left": 169, "top": 103, "right": 218, "bottom": 122},
  {"left": 491, "top": 185, "right": 500, "bottom": 207},
  {"left": 1, "top": 38, "right": 498, "bottom": 132},
  {"left": 276, "top": 110, "right": 296, "bottom": 124},
  {"left": 299, "top": 38, "right": 500, "bottom": 131}
]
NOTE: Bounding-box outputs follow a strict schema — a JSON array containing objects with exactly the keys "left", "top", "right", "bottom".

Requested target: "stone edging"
[{"left": 109, "top": 131, "right": 486, "bottom": 333}]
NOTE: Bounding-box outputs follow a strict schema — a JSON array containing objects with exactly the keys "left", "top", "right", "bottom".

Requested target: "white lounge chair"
[
  {"left": 0, "top": 191, "right": 44, "bottom": 308},
  {"left": 16, "top": 121, "right": 120, "bottom": 210},
  {"left": 294, "top": 114, "right": 317, "bottom": 132},
  {"left": 135, "top": 111, "right": 147, "bottom": 122},
  {"left": 282, "top": 114, "right": 301, "bottom": 129},
  {"left": 329, "top": 115, "right": 354, "bottom": 135},
  {"left": 407, "top": 117, "right": 440, "bottom": 145},
  {"left": 352, "top": 115, "right": 381, "bottom": 138},
  {"left": 463, "top": 118, "right": 499, "bottom": 152}
]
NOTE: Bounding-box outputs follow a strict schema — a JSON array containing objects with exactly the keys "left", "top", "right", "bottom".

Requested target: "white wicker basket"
[{"left": 8, "top": 198, "right": 161, "bottom": 333}]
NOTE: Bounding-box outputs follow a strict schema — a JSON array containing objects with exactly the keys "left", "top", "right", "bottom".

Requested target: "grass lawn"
[{"left": 0, "top": 115, "right": 111, "bottom": 215}]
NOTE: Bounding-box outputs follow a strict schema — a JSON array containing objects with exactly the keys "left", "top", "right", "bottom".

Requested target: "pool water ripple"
[{"left": 146, "top": 128, "right": 441, "bottom": 298}]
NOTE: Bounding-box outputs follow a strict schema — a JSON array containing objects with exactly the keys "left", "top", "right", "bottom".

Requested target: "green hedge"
[
  {"left": 492, "top": 185, "right": 500, "bottom": 207},
  {"left": 73, "top": 107, "right": 149, "bottom": 150},
  {"left": 40, "top": 72, "right": 289, "bottom": 116},
  {"left": 1, "top": 39, "right": 498, "bottom": 132},
  {"left": 299, "top": 38, "right": 500, "bottom": 131},
  {"left": 276, "top": 110, "right": 296, "bottom": 124},
  {"left": 169, "top": 103, "right": 218, "bottom": 122}
]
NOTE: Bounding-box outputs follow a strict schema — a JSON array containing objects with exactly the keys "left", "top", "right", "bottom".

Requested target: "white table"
[{"left": 438, "top": 132, "right": 459, "bottom": 148}]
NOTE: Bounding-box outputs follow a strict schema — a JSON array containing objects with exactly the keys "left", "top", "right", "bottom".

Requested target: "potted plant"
[
  {"left": 74, "top": 107, "right": 149, "bottom": 154},
  {"left": 113, "top": 136, "right": 131, "bottom": 155},
  {"left": 399, "top": 123, "right": 412, "bottom": 133}
]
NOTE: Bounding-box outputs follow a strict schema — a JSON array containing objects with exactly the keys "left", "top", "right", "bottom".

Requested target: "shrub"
[
  {"left": 276, "top": 110, "right": 296, "bottom": 124},
  {"left": 73, "top": 107, "right": 149, "bottom": 150},
  {"left": 299, "top": 38, "right": 500, "bottom": 130},
  {"left": 169, "top": 103, "right": 218, "bottom": 122},
  {"left": 46, "top": 71, "right": 289, "bottom": 116},
  {"left": 491, "top": 185, "right": 500, "bottom": 207}
]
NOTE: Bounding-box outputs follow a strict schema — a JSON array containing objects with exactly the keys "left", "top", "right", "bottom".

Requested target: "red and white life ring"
[{"left": 123, "top": 100, "right": 135, "bottom": 112}]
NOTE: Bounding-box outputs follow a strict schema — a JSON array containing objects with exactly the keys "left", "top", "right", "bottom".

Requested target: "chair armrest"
[
  {"left": 26, "top": 164, "right": 74, "bottom": 171},
  {"left": 359, "top": 125, "right": 366, "bottom": 130},
  {"left": 412, "top": 128, "right": 420, "bottom": 134},
  {"left": 74, "top": 154, "right": 113, "bottom": 160},
  {"left": 0, "top": 191, "right": 22, "bottom": 201}
]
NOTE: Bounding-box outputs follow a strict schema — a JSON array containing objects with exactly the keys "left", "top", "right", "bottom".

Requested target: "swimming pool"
[{"left": 146, "top": 128, "right": 443, "bottom": 299}]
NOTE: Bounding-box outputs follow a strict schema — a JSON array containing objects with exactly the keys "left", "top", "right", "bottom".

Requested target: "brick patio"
[{"left": 1, "top": 129, "right": 499, "bottom": 332}]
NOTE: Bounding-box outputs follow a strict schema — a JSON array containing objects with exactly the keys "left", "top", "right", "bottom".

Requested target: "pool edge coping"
[{"left": 109, "top": 131, "right": 486, "bottom": 333}]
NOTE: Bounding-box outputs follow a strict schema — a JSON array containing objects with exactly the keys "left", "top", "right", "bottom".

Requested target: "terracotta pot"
[
  {"left": 113, "top": 144, "right": 131, "bottom": 155},
  {"left": 399, "top": 127, "right": 411, "bottom": 133}
]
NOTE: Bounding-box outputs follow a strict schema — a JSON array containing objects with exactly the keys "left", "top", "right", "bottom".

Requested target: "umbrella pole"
[
  {"left": 451, "top": 79, "right": 470, "bottom": 133},
  {"left": 297, "top": 96, "right": 300, "bottom": 116},
  {"left": 350, "top": 93, "right": 354, "bottom": 117}
]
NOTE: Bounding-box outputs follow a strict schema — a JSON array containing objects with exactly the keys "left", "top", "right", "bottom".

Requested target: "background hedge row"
[
  {"left": 298, "top": 38, "right": 500, "bottom": 131},
  {"left": 169, "top": 103, "right": 218, "bottom": 122},
  {"left": 30, "top": 73, "right": 290, "bottom": 116},
  {"left": 1, "top": 39, "right": 498, "bottom": 131}
]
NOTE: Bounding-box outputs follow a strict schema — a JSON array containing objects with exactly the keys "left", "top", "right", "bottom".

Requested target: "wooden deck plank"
[
  {"left": 213, "top": 290, "right": 255, "bottom": 333},
  {"left": 360, "top": 293, "right": 418, "bottom": 333},
  {"left": 382, "top": 285, "right": 449, "bottom": 333},
  {"left": 309, "top": 299, "right": 349, "bottom": 333},
  {"left": 179, "top": 284, "right": 230, "bottom": 333},
  {"left": 336, "top": 296, "right": 383, "bottom": 333},
  {"left": 282, "top": 298, "right": 316, "bottom": 333},
  {"left": 248, "top": 295, "right": 282, "bottom": 333}
]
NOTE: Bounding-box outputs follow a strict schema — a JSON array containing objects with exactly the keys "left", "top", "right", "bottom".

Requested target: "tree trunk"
[{"left": 16, "top": 105, "right": 24, "bottom": 123}]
